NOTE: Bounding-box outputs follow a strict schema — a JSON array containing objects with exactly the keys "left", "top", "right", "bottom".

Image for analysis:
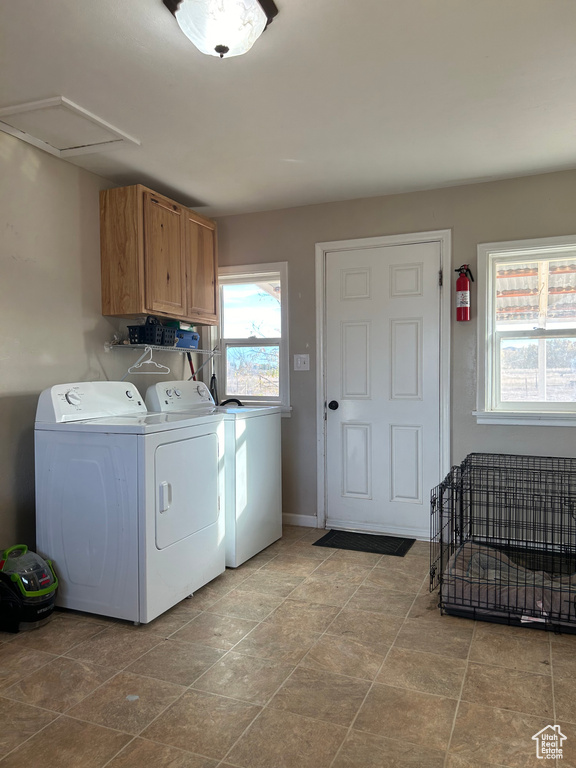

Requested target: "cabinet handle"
[{"left": 159, "top": 481, "right": 172, "bottom": 513}]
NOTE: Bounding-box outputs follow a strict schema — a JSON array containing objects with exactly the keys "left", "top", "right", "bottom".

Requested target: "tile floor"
[{"left": 0, "top": 526, "right": 575, "bottom": 768}]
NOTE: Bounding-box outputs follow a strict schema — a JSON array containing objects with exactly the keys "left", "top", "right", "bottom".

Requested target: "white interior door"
[{"left": 322, "top": 235, "right": 448, "bottom": 539}]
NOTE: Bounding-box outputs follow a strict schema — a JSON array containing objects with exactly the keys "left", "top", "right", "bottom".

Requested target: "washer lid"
[
  {"left": 216, "top": 405, "right": 282, "bottom": 419},
  {"left": 35, "top": 410, "right": 224, "bottom": 434}
]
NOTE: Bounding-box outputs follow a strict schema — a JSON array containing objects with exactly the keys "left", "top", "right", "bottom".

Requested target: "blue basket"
[{"left": 175, "top": 330, "right": 200, "bottom": 349}]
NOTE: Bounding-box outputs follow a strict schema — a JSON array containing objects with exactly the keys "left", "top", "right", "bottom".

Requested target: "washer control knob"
[
  {"left": 197, "top": 385, "right": 209, "bottom": 399},
  {"left": 125, "top": 390, "right": 133, "bottom": 399},
  {"left": 166, "top": 389, "right": 173, "bottom": 397},
  {"left": 65, "top": 391, "right": 81, "bottom": 406},
  {"left": 174, "top": 389, "right": 181, "bottom": 397}
]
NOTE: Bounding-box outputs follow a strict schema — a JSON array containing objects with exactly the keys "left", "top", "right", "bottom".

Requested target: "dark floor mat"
[{"left": 313, "top": 530, "right": 415, "bottom": 557}]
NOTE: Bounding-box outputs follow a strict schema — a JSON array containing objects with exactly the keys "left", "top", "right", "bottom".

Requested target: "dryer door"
[{"left": 155, "top": 433, "right": 219, "bottom": 549}]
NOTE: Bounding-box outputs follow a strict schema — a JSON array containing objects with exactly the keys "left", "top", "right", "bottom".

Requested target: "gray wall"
[
  {"left": 0, "top": 133, "right": 185, "bottom": 548},
  {"left": 2, "top": 125, "right": 576, "bottom": 544},
  {"left": 215, "top": 170, "right": 576, "bottom": 522}
]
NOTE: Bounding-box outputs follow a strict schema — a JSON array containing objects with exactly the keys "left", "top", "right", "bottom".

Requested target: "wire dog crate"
[{"left": 430, "top": 453, "right": 576, "bottom": 633}]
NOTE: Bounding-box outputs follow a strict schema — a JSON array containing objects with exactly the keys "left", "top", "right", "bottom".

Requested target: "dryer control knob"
[
  {"left": 197, "top": 385, "right": 209, "bottom": 399},
  {"left": 166, "top": 389, "right": 173, "bottom": 397},
  {"left": 125, "top": 390, "right": 133, "bottom": 399},
  {"left": 65, "top": 391, "right": 81, "bottom": 406},
  {"left": 174, "top": 389, "right": 181, "bottom": 397}
]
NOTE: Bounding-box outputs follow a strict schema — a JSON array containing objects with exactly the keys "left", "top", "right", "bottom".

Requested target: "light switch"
[{"left": 294, "top": 354, "right": 310, "bottom": 371}]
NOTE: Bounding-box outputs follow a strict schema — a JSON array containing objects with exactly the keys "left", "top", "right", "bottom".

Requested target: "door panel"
[
  {"left": 390, "top": 424, "right": 422, "bottom": 503},
  {"left": 325, "top": 241, "right": 441, "bottom": 537},
  {"left": 390, "top": 318, "right": 422, "bottom": 399},
  {"left": 342, "top": 422, "right": 372, "bottom": 498},
  {"left": 186, "top": 215, "right": 218, "bottom": 323},
  {"left": 155, "top": 433, "right": 219, "bottom": 550},
  {"left": 342, "top": 322, "right": 371, "bottom": 398},
  {"left": 144, "top": 192, "right": 186, "bottom": 316}
]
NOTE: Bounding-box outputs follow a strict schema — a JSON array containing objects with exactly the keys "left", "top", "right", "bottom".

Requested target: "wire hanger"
[{"left": 122, "top": 347, "right": 171, "bottom": 380}]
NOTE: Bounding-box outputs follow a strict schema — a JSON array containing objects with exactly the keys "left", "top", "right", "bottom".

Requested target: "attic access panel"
[{"left": 0, "top": 96, "right": 140, "bottom": 158}]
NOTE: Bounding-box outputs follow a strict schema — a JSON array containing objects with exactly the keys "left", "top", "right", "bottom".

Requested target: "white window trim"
[
  {"left": 475, "top": 234, "right": 576, "bottom": 426},
  {"left": 218, "top": 262, "right": 290, "bottom": 413}
]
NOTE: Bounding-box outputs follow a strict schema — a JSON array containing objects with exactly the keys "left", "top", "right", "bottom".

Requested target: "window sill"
[{"left": 473, "top": 410, "right": 576, "bottom": 427}]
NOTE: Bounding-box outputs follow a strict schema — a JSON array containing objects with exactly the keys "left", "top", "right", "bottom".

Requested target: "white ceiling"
[{"left": 1, "top": 0, "right": 576, "bottom": 216}]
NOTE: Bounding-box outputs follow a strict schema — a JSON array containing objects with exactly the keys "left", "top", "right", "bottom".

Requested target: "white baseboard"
[
  {"left": 326, "top": 518, "right": 429, "bottom": 541},
  {"left": 283, "top": 513, "right": 318, "bottom": 528}
]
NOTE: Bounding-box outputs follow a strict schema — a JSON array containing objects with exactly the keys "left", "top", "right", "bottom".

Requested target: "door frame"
[{"left": 315, "top": 229, "right": 452, "bottom": 533}]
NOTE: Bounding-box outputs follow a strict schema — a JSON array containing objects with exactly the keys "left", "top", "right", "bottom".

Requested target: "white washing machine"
[
  {"left": 146, "top": 381, "right": 282, "bottom": 567},
  {"left": 35, "top": 381, "right": 225, "bottom": 624}
]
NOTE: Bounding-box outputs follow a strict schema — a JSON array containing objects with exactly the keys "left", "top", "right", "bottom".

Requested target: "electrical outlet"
[{"left": 294, "top": 354, "right": 310, "bottom": 371}]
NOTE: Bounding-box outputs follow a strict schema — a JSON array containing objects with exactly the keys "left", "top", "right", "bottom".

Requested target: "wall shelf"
[
  {"left": 105, "top": 342, "right": 219, "bottom": 355},
  {"left": 105, "top": 342, "right": 219, "bottom": 380}
]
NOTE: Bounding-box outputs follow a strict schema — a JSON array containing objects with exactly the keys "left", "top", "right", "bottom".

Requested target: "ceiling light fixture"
[{"left": 163, "top": 0, "right": 278, "bottom": 58}]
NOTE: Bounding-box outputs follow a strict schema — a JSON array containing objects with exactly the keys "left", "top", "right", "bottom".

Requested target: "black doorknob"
[{"left": 328, "top": 400, "right": 339, "bottom": 410}]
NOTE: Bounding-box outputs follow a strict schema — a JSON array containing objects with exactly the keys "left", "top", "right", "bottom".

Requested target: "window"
[
  {"left": 218, "top": 262, "right": 289, "bottom": 408},
  {"left": 476, "top": 235, "right": 576, "bottom": 425}
]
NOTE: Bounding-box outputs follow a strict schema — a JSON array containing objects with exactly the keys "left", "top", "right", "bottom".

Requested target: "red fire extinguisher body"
[{"left": 455, "top": 265, "right": 474, "bottom": 321}]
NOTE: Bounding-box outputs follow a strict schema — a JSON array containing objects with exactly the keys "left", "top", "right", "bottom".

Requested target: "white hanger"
[{"left": 122, "top": 347, "right": 171, "bottom": 380}]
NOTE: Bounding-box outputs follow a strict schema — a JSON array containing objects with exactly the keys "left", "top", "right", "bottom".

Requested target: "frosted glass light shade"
[{"left": 175, "top": 0, "right": 268, "bottom": 57}]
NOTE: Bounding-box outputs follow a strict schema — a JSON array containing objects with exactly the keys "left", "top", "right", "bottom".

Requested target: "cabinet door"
[
  {"left": 185, "top": 212, "right": 218, "bottom": 324},
  {"left": 143, "top": 192, "right": 187, "bottom": 317}
]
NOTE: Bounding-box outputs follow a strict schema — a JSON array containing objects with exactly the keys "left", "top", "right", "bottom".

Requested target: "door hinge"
[{"left": 438, "top": 269, "right": 443, "bottom": 287}]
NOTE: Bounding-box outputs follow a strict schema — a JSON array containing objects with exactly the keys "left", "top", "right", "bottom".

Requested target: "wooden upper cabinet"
[
  {"left": 100, "top": 185, "right": 144, "bottom": 317},
  {"left": 100, "top": 184, "right": 219, "bottom": 325},
  {"left": 143, "top": 192, "right": 186, "bottom": 317},
  {"left": 185, "top": 210, "right": 218, "bottom": 324}
]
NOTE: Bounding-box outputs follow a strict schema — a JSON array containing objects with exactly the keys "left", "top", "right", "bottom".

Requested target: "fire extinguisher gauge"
[{"left": 455, "top": 265, "right": 474, "bottom": 282}]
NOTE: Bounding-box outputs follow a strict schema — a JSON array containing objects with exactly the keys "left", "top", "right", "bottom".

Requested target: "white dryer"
[
  {"left": 35, "top": 381, "right": 225, "bottom": 624},
  {"left": 146, "top": 381, "right": 282, "bottom": 567}
]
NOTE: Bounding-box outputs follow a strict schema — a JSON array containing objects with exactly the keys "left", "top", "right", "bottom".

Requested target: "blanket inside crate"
[{"left": 442, "top": 542, "right": 576, "bottom": 622}]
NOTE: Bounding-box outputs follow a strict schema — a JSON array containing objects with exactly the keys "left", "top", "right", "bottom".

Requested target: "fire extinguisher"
[{"left": 455, "top": 264, "right": 474, "bottom": 321}]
